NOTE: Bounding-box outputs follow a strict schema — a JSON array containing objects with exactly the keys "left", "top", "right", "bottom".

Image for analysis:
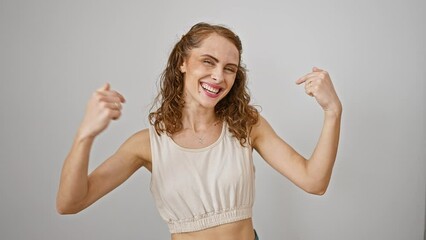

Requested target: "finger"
[
  {"left": 97, "top": 88, "right": 126, "bottom": 103},
  {"left": 112, "top": 90, "right": 126, "bottom": 103},
  {"left": 312, "top": 66, "right": 324, "bottom": 72},
  {"left": 100, "top": 106, "right": 122, "bottom": 120},
  {"left": 306, "top": 76, "right": 324, "bottom": 87},
  {"left": 97, "top": 82, "right": 110, "bottom": 92},
  {"left": 102, "top": 90, "right": 126, "bottom": 103},
  {"left": 296, "top": 72, "right": 320, "bottom": 85},
  {"left": 97, "top": 91, "right": 126, "bottom": 103},
  {"left": 305, "top": 86, "right": 314, "bottom": 97},
  {"left": 304, "top": 79, "right": 318, "bottom": 97},
  {"left": 107, "top": 101, "right": 122, "bottom": 110},
  {"left": 109, "top": 109, "right": 122, "bottom": 120},
  {"left": 96, "top": 94, "right": 121, "bottom": 104},
  {"left": 305, "top": 79, "right": 314, "bottom": 88},
  {"left": 295, "top": 76, "right": 306, "bottom": 85}
]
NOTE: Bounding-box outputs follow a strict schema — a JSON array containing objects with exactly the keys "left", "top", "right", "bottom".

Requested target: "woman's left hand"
[{"left": 295, "top": 67, "right": 342, "bottom": 114}]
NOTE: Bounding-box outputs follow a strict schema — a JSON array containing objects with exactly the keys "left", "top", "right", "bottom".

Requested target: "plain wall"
[{"left": 0, "top": 0, "right": 425, "bottom": 239}]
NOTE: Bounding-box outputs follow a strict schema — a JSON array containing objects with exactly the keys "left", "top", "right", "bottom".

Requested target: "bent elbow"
[
  {"left": 56, "top": 208, "right": 70, "bottom": 215},
  {"left": 56, "top": 199, "right": 82, "bottom": 215},
  {"left": 304, "top": 183, "right": 328, "bottom": 196},
  {"left": 307, "top": 188, "right": 327, "bottom": 196},
  {"left": 56, "top": 204, "right": 78, "bottom": 215}
]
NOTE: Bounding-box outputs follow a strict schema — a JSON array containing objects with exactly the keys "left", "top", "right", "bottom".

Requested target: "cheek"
[
  {"left": 227, "top": 75, "right": 237, "bottom": 88},
  {"left": 183, "top": 73, "right": 202, "bottom": 92},
  {"left": 186, "top": 66, "right": 210, "bottom": 81}
]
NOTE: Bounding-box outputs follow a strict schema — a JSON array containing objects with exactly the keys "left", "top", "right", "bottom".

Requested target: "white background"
[{"left": 0, "top": 0, "right": 425, "bottom": 239}]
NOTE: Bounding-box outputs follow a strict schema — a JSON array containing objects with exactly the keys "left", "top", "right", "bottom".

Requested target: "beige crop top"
[{"left": 149, "top": 122, "right": 255, "bottom": 233}]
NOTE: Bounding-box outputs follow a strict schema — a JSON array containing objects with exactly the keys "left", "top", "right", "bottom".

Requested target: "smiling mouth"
[{"left": 201, "top": 83, "right": 221, "bottom": 94}]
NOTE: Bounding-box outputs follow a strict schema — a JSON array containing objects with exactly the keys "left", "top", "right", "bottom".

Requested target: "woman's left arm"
[{"left": 252, "top": 67, "right": 342, "bottom": 195}]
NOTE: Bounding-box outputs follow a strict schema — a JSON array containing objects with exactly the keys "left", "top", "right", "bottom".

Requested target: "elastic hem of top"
[{"left": 168, "top": 207, "right": 252, "bottom": 233}]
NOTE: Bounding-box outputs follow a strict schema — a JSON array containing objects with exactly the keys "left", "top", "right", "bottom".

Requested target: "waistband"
[{"left": 168, "top": 207, "right": 252, "bottom": 233}]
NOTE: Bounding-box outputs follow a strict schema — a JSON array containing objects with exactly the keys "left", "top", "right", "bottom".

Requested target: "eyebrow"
[{"left": 201, "top": 54, "right": 239, "bottom": 68}]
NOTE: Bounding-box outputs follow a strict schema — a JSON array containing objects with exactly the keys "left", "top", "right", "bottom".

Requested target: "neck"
[{"left": 182, "top": 106, "right": 219, "bottom": 132}]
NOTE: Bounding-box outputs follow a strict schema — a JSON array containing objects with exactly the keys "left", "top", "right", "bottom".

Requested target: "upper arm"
[
  {"left": 251, "top": 115, "right": 311, "bottom": 191},
  {"left": 79, "top": 129, "right": 151, "bottom": 211}
]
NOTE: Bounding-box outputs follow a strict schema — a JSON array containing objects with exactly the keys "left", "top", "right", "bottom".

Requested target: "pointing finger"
[
  {"left": 296, "top": 75, "right": 310, "bottom": 85},
  {"left": 296, "top": 72, "right": 320, "bottom": 85}
]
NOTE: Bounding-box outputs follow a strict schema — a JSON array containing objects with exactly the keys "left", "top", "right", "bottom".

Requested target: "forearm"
[
  {"left": 306, "top": 109, "right": 342, "bottom": 193},
  {"left": 56, "top": 132, "right": 94, "bottom": 213}
]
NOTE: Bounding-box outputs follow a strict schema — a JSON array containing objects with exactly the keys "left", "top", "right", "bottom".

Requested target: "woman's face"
[{"left": 180, "top": 33, "right": 239, "bottom": 110}]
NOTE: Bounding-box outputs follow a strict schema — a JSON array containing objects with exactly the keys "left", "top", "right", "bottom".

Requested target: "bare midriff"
[{"left": 171, "top": 218, "right": 255, "bottom": 240}]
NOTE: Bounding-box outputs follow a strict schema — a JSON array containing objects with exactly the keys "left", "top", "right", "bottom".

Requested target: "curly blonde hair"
[{"left": 149, "top": 22, "right": 259, "bottom": 146}]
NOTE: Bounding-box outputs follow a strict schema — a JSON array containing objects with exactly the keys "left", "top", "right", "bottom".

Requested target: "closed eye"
[
  {"left": 203, "top": 59, "right": 214, "bottom": 66},
  {"left": 225, "top": 67, "right": 237, "bottom": 73}
]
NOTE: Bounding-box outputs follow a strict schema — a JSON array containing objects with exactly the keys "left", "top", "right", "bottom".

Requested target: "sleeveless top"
[{"left": 149, "top": 122, "right": 255, "bottom": 233}]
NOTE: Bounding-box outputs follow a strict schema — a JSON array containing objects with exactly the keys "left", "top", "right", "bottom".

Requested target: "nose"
[{"left": 211, "top": 67, "right": 224, "bottom": 83}]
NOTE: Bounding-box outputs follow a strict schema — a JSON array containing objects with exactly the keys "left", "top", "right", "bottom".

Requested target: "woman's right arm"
[{"left": 56, "top": 83, "right": 150, "bottom": 214}]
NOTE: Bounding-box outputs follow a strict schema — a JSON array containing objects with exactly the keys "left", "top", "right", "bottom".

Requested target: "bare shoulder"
[
  {"left": 250, "top": 114, "right": 278, "bottom": 149},
  {"left": 118, "top": 128, "right": 152, "bottom": 170}
]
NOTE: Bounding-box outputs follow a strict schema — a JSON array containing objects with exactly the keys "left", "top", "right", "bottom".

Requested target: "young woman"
[{"left": 57, "top": 23, "right": 342, "bottom": 240}]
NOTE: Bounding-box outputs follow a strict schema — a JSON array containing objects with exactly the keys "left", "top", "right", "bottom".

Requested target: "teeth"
[{"left": 201, "top": 83, "right": 220, "bottom": 94}]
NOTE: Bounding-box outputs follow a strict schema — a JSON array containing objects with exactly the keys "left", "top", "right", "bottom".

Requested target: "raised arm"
[
  {"left": 56, "top": 83, "right": 150, "bottom": 214},
  {"left": 251, "top": 67, "right": 342, "bottom": 195}
]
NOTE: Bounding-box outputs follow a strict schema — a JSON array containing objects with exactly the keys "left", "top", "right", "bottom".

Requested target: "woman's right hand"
[{"left": 77, "top": 83, "right": 126, "bottom": 139}]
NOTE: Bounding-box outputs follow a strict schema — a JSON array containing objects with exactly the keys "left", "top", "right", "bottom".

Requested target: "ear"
[{"left": 180, "top": 61, "right": 187, "bottom": 73}]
